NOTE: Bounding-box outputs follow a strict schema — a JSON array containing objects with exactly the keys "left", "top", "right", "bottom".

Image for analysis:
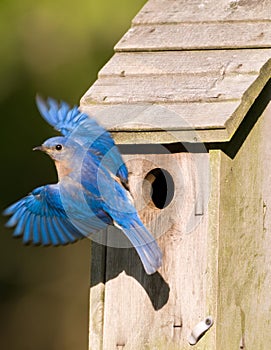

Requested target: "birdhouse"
[{"left": 80, "top": 1, "right": 271, "bottom": 349}]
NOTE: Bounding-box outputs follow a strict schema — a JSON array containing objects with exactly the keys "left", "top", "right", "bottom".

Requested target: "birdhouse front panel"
[{"left": 88, "top": 150, "right": 215, "bottom": 349}]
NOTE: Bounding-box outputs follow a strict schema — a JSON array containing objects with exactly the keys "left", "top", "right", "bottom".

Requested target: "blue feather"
[
  {"left": 32, "top": 216, "right": 41, "bottom": 245},
  {"left": 3, "top": 96, "right": 162, "bottom": 274},
  {"left": 5, "top": 206, "right": 27, "bottom": 227},
  {"left": 13, "top": 211, "right": 30, "bottom": 237},
  {"left": 23, "top": 214, "right": 34, "bottom": 244},
  {"left": 36, "top": 95, "right": 54, "bottom": 123},
  {"left": 40, "top": 216, "right": 50, "bottom": 245},
  {"left": 35, "top": 96, "right": 128, "bottom": 184},
  {"left": 47, "top": 217, "right": 61, "bottom": 246},
  {"left": 48, "top": 97, "right": 59, "bottom": 121},
  {"left": 116, "top": 218, "right": 162, "bottom": 275},
  {"left": 51, "top": 217, "right": 70, "bottom": 245},
  {"left": 61, "top": 220, "right": 83, "bottom": 241},
  {"left": 3, "top": 201, "right": 24, "bottom": 216}
]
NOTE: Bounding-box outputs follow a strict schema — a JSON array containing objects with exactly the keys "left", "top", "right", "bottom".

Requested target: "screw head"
[{"left": 205, "top": 317, "right": 212, "bottom": 326}]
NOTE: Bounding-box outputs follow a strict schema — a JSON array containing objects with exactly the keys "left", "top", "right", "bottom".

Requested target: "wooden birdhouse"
[{"left": 80, "top": 1, "right": 271, "bottom": 349}]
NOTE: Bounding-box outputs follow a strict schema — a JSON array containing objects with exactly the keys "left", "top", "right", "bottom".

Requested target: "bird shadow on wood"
[{"left": 90, "top": 235, "right": 170, "bottom": 311}]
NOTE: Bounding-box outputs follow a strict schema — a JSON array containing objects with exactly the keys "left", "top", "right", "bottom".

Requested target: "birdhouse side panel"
[{"left": 216, "top": 107, "right": 271, "bottom": 349}]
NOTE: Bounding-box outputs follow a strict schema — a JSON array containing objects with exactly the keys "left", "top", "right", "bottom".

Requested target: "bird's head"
[{"left": 33, "top": 136, "right": 77, "bottom": 162}]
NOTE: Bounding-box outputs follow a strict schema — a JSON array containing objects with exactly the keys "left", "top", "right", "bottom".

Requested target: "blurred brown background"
[{"left": 0, "top": 1, "right": 145, "bottom": 349}]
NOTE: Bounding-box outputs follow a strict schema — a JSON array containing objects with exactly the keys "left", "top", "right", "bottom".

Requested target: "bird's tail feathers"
[{"left": 117, "top": 218, "right": 162, "bottom": 275}]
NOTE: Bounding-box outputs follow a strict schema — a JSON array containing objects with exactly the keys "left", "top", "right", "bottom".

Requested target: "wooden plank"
[
  {"left": 99, "top": 49, "right": 271, "bottom": 77},
  {"left": 81, "top": 101, "right": 240, "bottom": 131},
  {"left": 81, "top": 54, "right": 271, "bottom": 142},
  {"left": 133, "top": 0, "right": 271, "bottom": 24},
  {"left": 89, "top": 241, "right": 107, "bottom": 350},
  {"left": 115, "top": 22, "right": 271, "bottom": 51},
  {"left": 216, "top": 111, "right": 266, "bottom": 348},
  {"left": 101, "top": 153, "right": 212, "bottom": 349},
  {"left": 83, "top": 74, "right": 258, "bottom": 104},
  {"left": 258, "top": 102, "right": 271, "bottom": 350},
  {"left": 207, "top": 150, "right": 222, "bottom": 350},
  {"left": 108, "top": 129, "right": 231, "bottom": 144},
  {"left": 80, "top": 70, "right": 270, "bottom": 143}
]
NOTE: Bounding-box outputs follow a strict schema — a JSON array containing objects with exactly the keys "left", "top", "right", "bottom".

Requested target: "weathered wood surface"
[
  {"left": 89, "top": 242, "right": 106, "bottom": 350},
  {"left": 116, "top": 0, "right": 271, "bottom": 51},
  {"left": 115, "top": 22, "right": 271, "bottom": 51},
  {"left": 210, "top": 101, "right": 271, "bottom": 349},
  {"left": 86, "top": 1, "right": 271, "bottom": 348},
  {"left": 88, "top": 100, "right": 271, "bottom": 349},
  {"left": 81, "top": 0, "right": 271, "bottom": 144},
  {"left": 85, "top": 69, "right": 264, "bottom": 103},
  {"left": 84, "top": 74, "right": 257, "bottom": 103},
  {"left": 82, "top": 101, "right": 240, "bottom": 130},
  {"left": 88, "top": 152, "right": 213, "bottom": 349},
  {"left": 258, "top": 102, "right": 271, "bottom": 349},
  {"left": 81, "top": 49, "right": 271, "bottom": 142},
  {"left": 99, "top": 50, "right": 271, "bottom": 77},
  {"left": 133, "top": 0, "right": 271, "bottom": 24}
]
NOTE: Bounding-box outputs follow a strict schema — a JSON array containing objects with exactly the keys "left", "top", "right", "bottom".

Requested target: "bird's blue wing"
[
  {"left": 36, "top": 96, "right": 89, "bottom": 137},
  {"left": 3, "top": 184, "right": 85, "bottom": 246},
  {"left": 36, "top": 96, "right": 128, "bottom": 183}
]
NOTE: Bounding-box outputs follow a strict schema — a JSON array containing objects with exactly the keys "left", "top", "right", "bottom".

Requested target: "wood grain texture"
[
  {"left": 81, "top": 50, "right": 271, "bottom": 143},
  {"left": 88, "top": 102, "right": 271, "bottom": 349},
  {"left": 133, "top": 0, "right": 271, "bottom": 24},
  {"left": 214, "top": 104, "right": 271, "bottom": 349},
  {"left": 115, "top": 22, "right": 271, "bottom": 52},
  {"left": 81, "top": 47, "right": 271, "bottom": 143},
  {"left": 99, "top": 49, "right": 271, "bottom": 77},
  {"left": 96, "top": 152, "right": 212, "bottom": 349},
  {"left": 87, "top": 1, "right": 271, "bottom": 348},
  {"left": 206, "top": 150, "right": 222, "bottom": 350},
  {"left": 108, "top": 128, "right": 231, "bottom": 144},
  {"left": 81, "top": 101, "right": 240, "bottom": 130},
  {"left": 83, "top": 74, "right": 257, "bottom": 104},
  {"left": 89, "top": 242, "right": 107, "bottom": 350},
  {"left": 81, "top": 0, "right": 271, "bottom": 144},
  {"left": 258, "top": 102, "right": 271, "bottom": 349}
]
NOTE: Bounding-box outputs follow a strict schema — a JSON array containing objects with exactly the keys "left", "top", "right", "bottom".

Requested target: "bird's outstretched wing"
[
  {"left": 3, "top": 185, "right": 85, "bottom": 246},
  {"left": 36, "top": 96, "right": 128, "bottom": 184},
  {"left": 36, "top": 96, "right": 96, "bottom": 138}
]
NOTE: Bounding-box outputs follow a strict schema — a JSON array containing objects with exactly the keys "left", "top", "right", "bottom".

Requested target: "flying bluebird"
[{"left": 3, "top": 97, "right": 162, "bottom": 275}]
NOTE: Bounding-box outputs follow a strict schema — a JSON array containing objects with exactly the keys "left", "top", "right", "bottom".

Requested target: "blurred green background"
[{"left": 0, "top": 1, "right": 145, "bottom": 349}]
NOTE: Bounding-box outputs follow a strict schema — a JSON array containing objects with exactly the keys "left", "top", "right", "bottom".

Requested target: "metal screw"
[{"left": 205, "top": 317, "right": 212, "bottom": 326}]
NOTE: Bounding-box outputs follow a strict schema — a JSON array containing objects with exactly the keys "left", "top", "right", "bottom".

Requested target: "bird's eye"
[{"left": 55, "top": 144, "right": 62, "bottom": 151}]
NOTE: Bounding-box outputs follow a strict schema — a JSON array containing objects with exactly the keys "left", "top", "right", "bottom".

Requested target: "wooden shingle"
[
  {"left": 132, "top": 0, "right": 271, "bottom": 24},
  {"left": 81, "top": 0, "right": 271, "bottom": 143}
]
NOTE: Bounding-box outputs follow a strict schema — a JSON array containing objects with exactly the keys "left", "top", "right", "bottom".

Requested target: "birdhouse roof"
[{"left": 81, "top": 0, "right": 271, "bottom": 143}]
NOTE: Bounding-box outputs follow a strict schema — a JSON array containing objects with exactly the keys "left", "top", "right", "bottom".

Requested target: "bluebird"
[{"left": 3, "top": 97, "right": 162, "bottom": 275}]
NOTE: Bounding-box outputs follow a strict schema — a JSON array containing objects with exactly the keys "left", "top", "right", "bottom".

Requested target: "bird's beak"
[{"left": 33, "top": 145, "right": 46, "bottom": 152}]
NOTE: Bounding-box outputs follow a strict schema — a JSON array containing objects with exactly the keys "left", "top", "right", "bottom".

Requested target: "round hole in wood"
[{"left": 143, "top": 168, "right": 174, "bottom": 209}]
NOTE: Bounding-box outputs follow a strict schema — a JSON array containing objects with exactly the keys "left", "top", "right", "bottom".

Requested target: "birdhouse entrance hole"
[{"left": 143, "top": 168, "right": 174, "bottom": 209}]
